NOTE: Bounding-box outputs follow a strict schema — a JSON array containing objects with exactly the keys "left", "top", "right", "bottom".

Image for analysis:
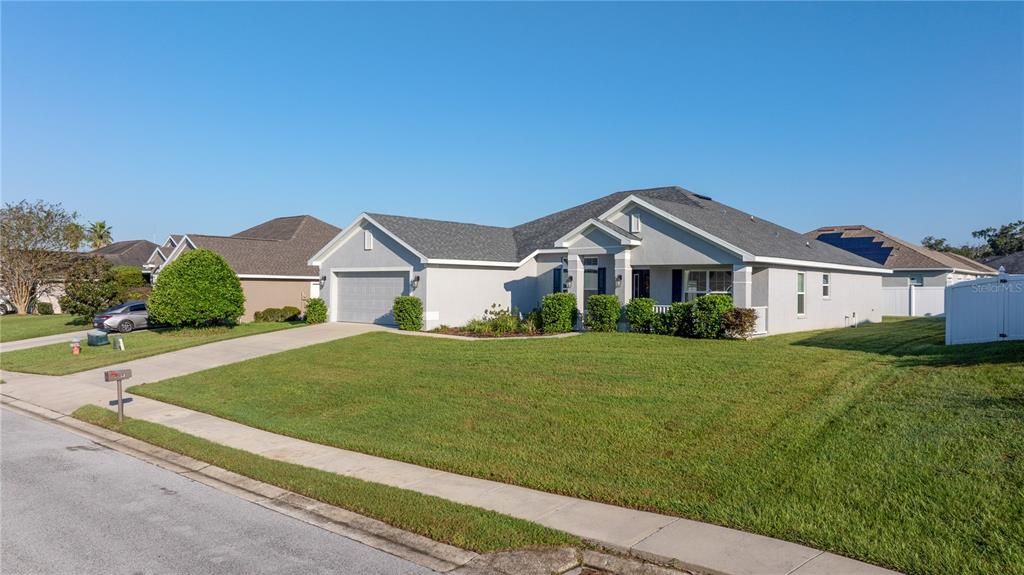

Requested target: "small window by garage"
[{"left": 364, "top": 229, "right": 374, "bottom": 250}]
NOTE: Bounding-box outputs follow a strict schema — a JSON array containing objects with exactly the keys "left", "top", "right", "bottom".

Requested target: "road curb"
[{"left": 3, "top": 400, "right": 694, "bottom": 575}]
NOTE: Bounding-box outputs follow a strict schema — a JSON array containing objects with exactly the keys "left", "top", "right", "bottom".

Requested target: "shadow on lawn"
[{"left": 792, "top": 317, "right": 1024, "bottom": 368}]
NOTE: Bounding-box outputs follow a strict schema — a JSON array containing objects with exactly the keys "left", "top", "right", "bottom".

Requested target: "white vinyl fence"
[
  {"left": 945, "top": 274, "right": 1024, "bottom": 345},
  {"left": 881, "top": 286, "right": 945, "bottom": 317}
]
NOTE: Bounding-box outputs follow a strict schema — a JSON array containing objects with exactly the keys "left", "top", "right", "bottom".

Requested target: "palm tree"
[
  {"left": 64, "top": 222, "right": 86, "bottom": 251},
  {"left": 87, "top": 221, "right": 113, "bottom": 249}
]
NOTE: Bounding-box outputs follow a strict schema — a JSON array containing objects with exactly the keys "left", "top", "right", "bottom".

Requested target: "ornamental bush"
[
  {"left": 393, "top": 296, "right": 423, "bottom": 331},
  {"left": 147, "top": 249, "right": 245, "bottom": 327},
  {"left": 36, "top": 302, "right": 54, "bottom": 315},
  {"left": 624, "top": 297, "right": 657, "bottom": 333},
  {"left": 304, "top": 297, "right": 327, "bottom": 324},
  {"left": 540, "top": 292, "right": 577, "bottom": 333},
  {"left": 112, "top": 265, "right": 146, "bottom": 300},
  {"left": 584, "top": 295, "right": 621, "bottom": 332},
  {"left": 659, "top": 301, "right": 692, "bottom": 336},
  {"left": 281, "top": 306, "right": 301, "bottom": 321},
  {"left": 722, "top": 307, "right": 758, "bottom": 339},
  {"left": 690, "top": 293, "right": 733, "bottom": 339}
]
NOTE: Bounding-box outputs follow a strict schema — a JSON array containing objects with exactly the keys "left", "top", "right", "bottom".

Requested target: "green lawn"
[
  {"left": 0, "top": 314, "right": 88, "bottom": 343},
  {"left": 72, "top": 405, "right": 575, "bottom": 552},
  {"left": 130, "top": 318, "right": 1024, "bottom": 575},
  {"left": 0, "top": 322, "right": 301, "bottom": 375}
]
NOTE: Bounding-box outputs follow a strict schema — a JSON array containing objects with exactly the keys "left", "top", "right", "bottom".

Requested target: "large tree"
[
  {"left": 59, "top": 256, "right": 120, "bottom": 320},
  {"left": 87, "top": 220, "right": 113, "bottom": 249},
  {"left": 0, "top": 200, "right": 79, "bottom": 314},
  {"left": 971, "top": 220, "right": 1024, "bottom": 257}
]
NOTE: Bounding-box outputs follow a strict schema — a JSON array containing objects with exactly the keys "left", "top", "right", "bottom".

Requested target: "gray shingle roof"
[
  {"left": 164, "top": 216, "right": 340, "bottom": 276},
  {"left": 368, "top": 213, "right": 519, "bottom": 261},
  {"left": 90, "top": 240, "right": 159, "bottom": 268},
  {"left": 808, "top": 225, "right": 996, "bottom": 274},
  {"left": 982, "top": 251, "right": 1024, "bottom": 274},
  {"left": 366, "top": 186, "right": 885, "bottom": 268}
]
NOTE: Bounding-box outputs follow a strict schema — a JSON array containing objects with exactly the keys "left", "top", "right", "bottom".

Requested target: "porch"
[{"left": 571, "top": 259, "right": 769, "bottom": 334}]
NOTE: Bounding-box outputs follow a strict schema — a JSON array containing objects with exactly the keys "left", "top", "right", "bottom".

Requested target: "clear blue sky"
[{"left": 3, "top": 2, "right": 1021, "bottom": 246}]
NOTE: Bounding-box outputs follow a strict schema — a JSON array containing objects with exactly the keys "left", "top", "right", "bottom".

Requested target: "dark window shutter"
[
  {"left": 597, "top": 268, "right": 607, "bottom": 294},
  {"left": 553, "top": 268, "right": 562, "bottom": 293},
  {"left": 672, "top": 270, "right": 682, "bottom": 302}
]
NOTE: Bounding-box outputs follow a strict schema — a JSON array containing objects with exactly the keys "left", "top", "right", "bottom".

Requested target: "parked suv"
[{"left": 94, "top": 301, "right": 149, "bottom": 333}]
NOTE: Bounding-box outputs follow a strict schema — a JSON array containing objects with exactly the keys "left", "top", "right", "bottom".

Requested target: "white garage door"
[{"left": 337, "top": 272, "right": 407, "bottom": 324}]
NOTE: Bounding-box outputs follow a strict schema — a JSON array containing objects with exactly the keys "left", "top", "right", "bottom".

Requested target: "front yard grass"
[
  {"left": 0, "top": 314, "right": 88, "bottom": 343},
  {"left": 72, "top": 405, "right": 576, "bottom": 552},
  {"left": 0, "top": 322, "right": 301, "bottom": 375},
  {"left": 130, "top": 318, "right": 1024, "bottom": 575}
]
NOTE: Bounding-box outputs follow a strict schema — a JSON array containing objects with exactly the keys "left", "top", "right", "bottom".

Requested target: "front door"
[{"left": 632, "top": 270, "right": 650, "bottom": 298}]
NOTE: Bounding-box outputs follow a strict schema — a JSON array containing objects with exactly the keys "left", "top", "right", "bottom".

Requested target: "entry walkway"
[{"left": 0, "top": 323, "right": 899, "bottom": 575}]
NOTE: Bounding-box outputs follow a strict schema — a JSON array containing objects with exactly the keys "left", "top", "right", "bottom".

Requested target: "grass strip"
[
  {"left": 72, "top": 404, "right": 577, "bottom": 553},
  {"left": 1, "top": 322, "right": 301, "bottom": 375}
]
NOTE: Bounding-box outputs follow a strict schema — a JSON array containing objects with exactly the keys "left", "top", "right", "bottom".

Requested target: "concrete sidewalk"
[
  {"left": 0, "top": 323, "right": 900, "bottom": 575},
  {"left": 0, "top": 329, "right": 92, "bottom": 352}
]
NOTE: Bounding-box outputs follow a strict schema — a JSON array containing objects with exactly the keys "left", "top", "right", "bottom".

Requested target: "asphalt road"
[{"left": 1, "top": 408, "right": 436, "bottom": 575}]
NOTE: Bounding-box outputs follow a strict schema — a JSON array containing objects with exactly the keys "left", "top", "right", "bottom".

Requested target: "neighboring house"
[
  {"left": 91, "top": 240, "right": 160, "bottom": 280},
  {"left": 32, "top": 240, "right": 158, "bottom": 314},
  {"left": 983, "top": 251, "right": 1024, "bottom": 274},
  {"left": 148, "top": 216, "right": 341, "bottom": 321},
  {"left": 808, "top": 225, "right": 997, "bottom": 317},
  {"left": 309, "top": 186, "right": 890, "bottom": 334}
]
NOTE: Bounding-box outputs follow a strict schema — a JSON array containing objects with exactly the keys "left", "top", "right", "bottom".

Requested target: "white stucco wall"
[
  {"left": 423, "top": 261, "right": 537, "bottom": 330},
  {"left": 765, "top": 267, "right": 882, "bottom": 334}
]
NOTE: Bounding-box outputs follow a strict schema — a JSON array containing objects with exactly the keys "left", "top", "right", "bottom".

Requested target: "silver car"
[{"left": 94, "top": 301, "right": 149, "bottom": 333}]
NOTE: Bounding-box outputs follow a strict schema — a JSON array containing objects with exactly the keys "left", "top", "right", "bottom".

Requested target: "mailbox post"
[{"left": 104, "top": 369, "right": 133, "bottom": 422}]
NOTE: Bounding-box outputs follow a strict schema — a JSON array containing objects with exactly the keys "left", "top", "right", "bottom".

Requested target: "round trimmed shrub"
[
  {"left": 541, "top": 292, "right": 577, "bottom": 333},
  {"left": 584, "top": 294, "right": 621, "bottom": 332},
  {"left": 281, "top": 306, "right": 301, "bottom": 321},
  {"left": 305, "top": 298, "right": 327, "bottom": 324},
  {"left": 393, "top": 296, "right": 423, "bottom": 331},
  {"left": 690, "top": 294, "right": 733, "bottom": 339},
  {"left": 36, "top": 302, "right": 55, "bottom": 315},
  {"left": 624, "top": 297, "right": 656, "bottom": 333},
  {"left": 148, "top": 249, "right": 245, "bottom": 327},
  {"left": 659, "top": 301, "right": 692, "bottom": 336}
]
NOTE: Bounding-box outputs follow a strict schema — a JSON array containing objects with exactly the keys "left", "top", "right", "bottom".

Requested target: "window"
[
  {"left": 363, "top": 229, "right": 374, "bottom": 250},
  {"left": 797, "top": 272, "right": 806, "bottom": 316},
  {"left": 582, "top": 257, "right": 599, "bottom": 266},
  {"left": 129, "top": 304, "right": 146, "bottom": 312},
  {"left": 822, "top": 273, "right": 831, "bottom": 299},
  {"left": 684, "top": 270, "right": 732, "bottom": 301},
  {"left": 909, "top": 276, "right": 923, "bottom": 287},
  {"left": 629, "top": 213, "right": 642, "bottom": 234}
]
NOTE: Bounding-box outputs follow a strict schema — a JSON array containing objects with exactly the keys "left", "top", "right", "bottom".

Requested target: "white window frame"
[
  {"left": 629, "top": 213, "right": 642, "bottom": 234},
  {"left": 797, "top": 272, "right": 806, "bottom": 317},
  {"left": 363, "top": 229, "right": 374, "bottom": 251},
  {"left": 822, "top": 273, "right": 831, "bottom": 299},
  {"left": 683, "top": 269, "right": 733, "bottom": 302}
]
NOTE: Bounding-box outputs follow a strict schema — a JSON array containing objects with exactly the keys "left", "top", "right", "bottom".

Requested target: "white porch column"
[
  {"left": 615, "top": 249, "right": 632, "bottom": 304},
  {"left": 567, "top": 252, "right": 585, "bottom": 329},
  {"left": 732, "top": 264, "right": 753, "bottom": 308}
]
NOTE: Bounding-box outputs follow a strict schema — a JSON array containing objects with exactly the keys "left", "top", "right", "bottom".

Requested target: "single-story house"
[
  {"left": 309, "top": 186, "right": 890, "bottom": 334},
  {"left": 983, "top": 250, "right": 1024, "bottom": 274},
  {"left": 32, "top": 240, "right": 160, "bottom": 314},
  {"left": 148, "top": 215, "right": 340, "bottom": 321},
  {"left": 92, "top": 239, "right": 160, "bottom": 281},
  {"left": 808, "top": 225, "right": 997, "bottom": 317}
]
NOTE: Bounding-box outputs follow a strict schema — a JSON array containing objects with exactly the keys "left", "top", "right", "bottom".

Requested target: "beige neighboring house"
[
  {"left": 33, "top": 240, "right": 159, "bottom": 314},
  {"left": 808, "top": 225, "right": 997, "bottom": 317},
  {"left": 147, "top": 216, "right": 340, "bottom": 321}
]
